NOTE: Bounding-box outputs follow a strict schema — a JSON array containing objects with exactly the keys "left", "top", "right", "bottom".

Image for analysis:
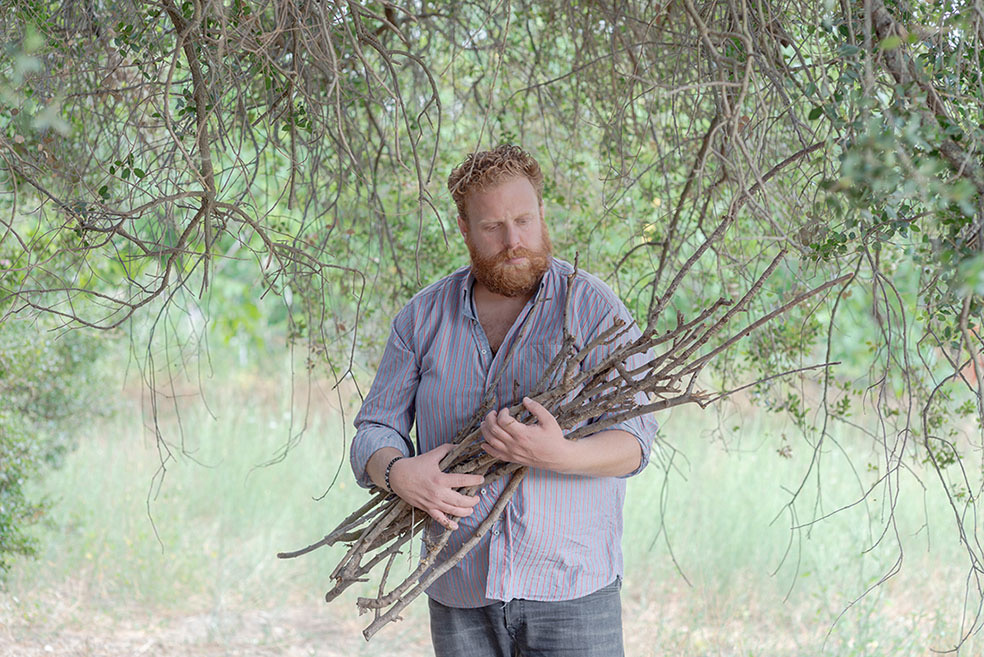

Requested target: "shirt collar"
[{"left": 461, "top": 269, "right": 478, "bottom": 321}]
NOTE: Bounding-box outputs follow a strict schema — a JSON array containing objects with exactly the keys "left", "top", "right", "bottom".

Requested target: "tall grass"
[
  {"left": 6, "top": 362, "right": 982, "bottom": 656},
  {"left": 624, "top": 404, "right": 979, "bottom": 656}
]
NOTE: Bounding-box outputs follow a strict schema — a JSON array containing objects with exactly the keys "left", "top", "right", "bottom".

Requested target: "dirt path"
[
  {"left": 2, "top": 576, "right": 924, "bottom": 656},
  {"left": 0, "top": 593, "right": 434, "bottom": 657},
  {"left": 0, "top": 584, "right": 687, "bottom": 657}
]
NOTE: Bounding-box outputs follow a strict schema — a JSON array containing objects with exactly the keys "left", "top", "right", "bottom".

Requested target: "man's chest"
[
  {"left": 413, "top": 311, "right": 565, "bottom": 446},
  {"left": 475, "top": 297, "right": 528, "bottom": 353},
  {"left": 477, "top": 311, "right": 521, "bottom": 353}
]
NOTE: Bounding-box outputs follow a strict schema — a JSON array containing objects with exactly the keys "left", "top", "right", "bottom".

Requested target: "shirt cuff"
[
  {"left": 604, "top": 414, "right": 658, "bottom": 478},
  {"left": 350, "top": 424, "right": 414, "bottom": 488}
]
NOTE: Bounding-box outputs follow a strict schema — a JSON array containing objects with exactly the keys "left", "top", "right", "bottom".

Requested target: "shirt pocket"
[
  {"left": 496, "top": 339, "right": 564, "bottom": 405},
  {"left": 532, "top": 339, "right": 565, "bottom": 389}
]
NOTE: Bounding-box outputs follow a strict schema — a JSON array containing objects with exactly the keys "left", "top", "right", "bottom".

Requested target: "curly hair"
[{"left": 447, "top": 144, "right": 544, "bottom": 220}]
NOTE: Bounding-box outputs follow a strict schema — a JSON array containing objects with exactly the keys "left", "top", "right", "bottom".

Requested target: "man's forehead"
[
  {"left": 469, "top": 174, "right": 536, "bottom": 196},
  {"left": 465, "top": 176, "right": 540, "bottom": 211}
]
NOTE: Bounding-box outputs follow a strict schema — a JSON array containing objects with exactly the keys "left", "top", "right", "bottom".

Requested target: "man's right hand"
[{"left": 368, "top": 444, "right": 484, "bottom": 531}]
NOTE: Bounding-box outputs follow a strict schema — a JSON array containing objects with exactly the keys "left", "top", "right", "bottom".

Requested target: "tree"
[{"left": 1, "top": 0, "right": 983, "bottom": 646}]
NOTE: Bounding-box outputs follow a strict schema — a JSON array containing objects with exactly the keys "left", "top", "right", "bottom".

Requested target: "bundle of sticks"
[{"left": 279, "top": 247, "right": 851, "bottom": 639}]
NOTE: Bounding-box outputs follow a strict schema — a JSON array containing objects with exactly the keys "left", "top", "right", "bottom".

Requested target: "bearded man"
[{"left": 350, "top": 144, "right": 657, "bottom": 657}]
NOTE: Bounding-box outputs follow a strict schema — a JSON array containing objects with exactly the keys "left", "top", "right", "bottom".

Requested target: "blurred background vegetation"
[{"left": 1, "top": 0, "right": 984, "bottom": 654}]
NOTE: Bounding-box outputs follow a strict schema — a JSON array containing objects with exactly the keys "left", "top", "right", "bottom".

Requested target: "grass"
[
  {"left": 3, "top": 358, "right": 983, "bottom": 656},
  {"left": 624, "top": 403, "right": 980, "bottom": 656}
]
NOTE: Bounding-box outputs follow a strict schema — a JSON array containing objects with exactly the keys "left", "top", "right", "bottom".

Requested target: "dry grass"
[
  {"left": 1, "top": 560, "right": 974, "bottom": 657},
  {"left": 2, "top": 364, "right": 982, "bottom": 656}
]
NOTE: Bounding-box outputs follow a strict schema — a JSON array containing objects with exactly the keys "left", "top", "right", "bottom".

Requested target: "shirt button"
[
  {"left": 492, "top": 530, "right": 500, "bottom": 536},
  {"left": 481, "top": 349, "right": 486, "bottom": 355},
  {"left": 480, "top": 488, "right": 486, "bottom": 494}
]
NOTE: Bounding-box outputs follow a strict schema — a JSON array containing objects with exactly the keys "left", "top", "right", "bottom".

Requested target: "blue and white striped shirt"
[{"left": 351, "top": 258, "right": 657, "bottom": 607}]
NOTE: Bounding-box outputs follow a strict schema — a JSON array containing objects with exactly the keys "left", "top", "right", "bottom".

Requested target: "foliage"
[
  {"left": 0, "top": 317, "right": 109, "bottom": 577},
  {"left": 0, "top": 0, "right": 983, "bottom": 644},
  {"left": 3, "top": 388, "right": 978, "bottom": 654}
]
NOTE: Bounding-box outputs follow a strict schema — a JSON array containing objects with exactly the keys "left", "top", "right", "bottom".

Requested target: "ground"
[
  {"left": 0, "top": 577, "right": 827, "bottom": 657},
  {"left": 0, "top": 588, "right": 433, "bottom": 657}
]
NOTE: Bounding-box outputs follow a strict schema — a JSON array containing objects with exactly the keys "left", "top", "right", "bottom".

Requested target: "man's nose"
[{"left": 503, "top": 223, "right": 522, "bottom": 249}]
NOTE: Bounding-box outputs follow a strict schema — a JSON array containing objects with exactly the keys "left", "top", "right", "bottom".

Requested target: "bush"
[{"left": 0, "top": 318, "right": 110, "bottom": 576}]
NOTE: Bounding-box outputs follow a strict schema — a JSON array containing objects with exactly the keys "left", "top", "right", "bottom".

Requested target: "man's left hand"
[{"left": 480, "top": 397, "right": 572, "bottom": 472}]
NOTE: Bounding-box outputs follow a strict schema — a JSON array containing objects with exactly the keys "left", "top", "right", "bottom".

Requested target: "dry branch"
[
  {"left": 279, "top": 252, "right": 852, "bottom": 639},
  {"left": 5, "top": 0, "right": 983, "bottom": 648}
]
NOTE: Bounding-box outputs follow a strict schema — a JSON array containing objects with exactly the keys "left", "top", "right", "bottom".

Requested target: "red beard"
[{"left": 466, "top": 228, "right": 553, "bottom": 298}]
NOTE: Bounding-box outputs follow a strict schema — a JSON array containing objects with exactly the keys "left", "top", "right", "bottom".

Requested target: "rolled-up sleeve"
[
  {"left": 607, "top": 403, "right": 658, "bottom": 478},
  {"left": 350, "top": 311, "right": 420, "bottom": 488},
  {"left": 580, "top": 290, "right": 658, "bottom": 478}
]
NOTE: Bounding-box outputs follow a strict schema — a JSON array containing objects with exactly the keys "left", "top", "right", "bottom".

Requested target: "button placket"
[{"left": 472, "top": 321, "right": 491, "bottom": 368}]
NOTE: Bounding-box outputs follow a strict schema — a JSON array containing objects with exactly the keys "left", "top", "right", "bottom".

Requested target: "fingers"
[
  {"left": 482, "top": 409, "right": 522, "bottom": 443},
  {"left": 443, "top": 502, "right": 478, "bottom": 517},
  {"left": 428, "top": 509, "right": 459, "bottom": 531},
  {"left": 420, "top": 499, "right": 476, "bottom": 532},
  {"left": 496, "top": 407, "right": 528, "bottom": 437},
  {"left": 522, "top": 396, "right": 546, "bottom": 421},
  {"left": 444, "top": 488, "right": 480, "bottom": 509},
  {"left": 481, "top": 441, "right": 504, "bottom": 461},
  {"left": 480, "top": 407, "right": 527, "bottom": 464},
  {"left": 484, "top": 401, "right": 556, "bottom": 439},
  {"left": 427, "top": 494, "right": 479, "bottom": 531},
  {"left": 523, "top": 396, "right": 557, "bottom": 428},
  {"left": 481, "top": 433, "right": 524, "bottom": 466},
  {"left": 446, "top": 472, "right": 485, "bottom": 489}
]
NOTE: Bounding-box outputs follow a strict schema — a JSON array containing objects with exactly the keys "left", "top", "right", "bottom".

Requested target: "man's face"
[{"left": 458, "top": 175, "right": 552, "bottom": 298}]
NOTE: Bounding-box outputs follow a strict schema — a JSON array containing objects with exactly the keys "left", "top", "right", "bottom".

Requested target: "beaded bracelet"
[{"left": 383, "top": 455, "right": 404, "bottom": 493}]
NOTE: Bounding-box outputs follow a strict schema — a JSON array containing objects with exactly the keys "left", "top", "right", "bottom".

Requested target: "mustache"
[{"left": 490, "top": 247, "right": 536, "bottom": 264}]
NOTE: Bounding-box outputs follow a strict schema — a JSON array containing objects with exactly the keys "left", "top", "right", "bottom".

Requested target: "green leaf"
[
  {"left": 878, "top": 35, "right": 902, "bottom": 51},
  {"left": 808, "top": 106, "right": 823, "bottom": 120},
  {"left": 133, "top": 168, "right": 146, "bottom": 179}
]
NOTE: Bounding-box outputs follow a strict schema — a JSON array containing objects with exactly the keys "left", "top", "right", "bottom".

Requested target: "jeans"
[{"left": 428, "top": 578, "right": 624, "bottom": 657}]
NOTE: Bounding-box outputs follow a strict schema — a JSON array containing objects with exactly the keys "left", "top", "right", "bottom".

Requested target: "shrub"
[{"left": 0, "top": 318, "right": 110, "bottom": 576}]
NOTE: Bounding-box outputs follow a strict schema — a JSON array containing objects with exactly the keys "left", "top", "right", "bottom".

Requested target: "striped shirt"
[{"left": 351, "top": 258, "right": 657, "bottom": 608}]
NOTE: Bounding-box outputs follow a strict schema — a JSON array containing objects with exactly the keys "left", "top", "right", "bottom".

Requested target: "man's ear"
[
  {"left": 539, "top": 201, "right": 545, "bottom": 221},
  {"left": 457, "top": 214, "right": 469, "bottom": 238}
]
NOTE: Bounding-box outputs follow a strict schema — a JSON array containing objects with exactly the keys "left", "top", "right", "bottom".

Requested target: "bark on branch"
[{"left": 279, "top": 260, "right": 851, "bottom": 640}]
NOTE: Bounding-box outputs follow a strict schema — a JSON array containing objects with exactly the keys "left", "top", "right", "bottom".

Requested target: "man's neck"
[
  {"left": 472, "top": 281, "right": 535, "bottom": 312},
  {"left": 472, "top": 281, "right": 538, "bottom": 353}
]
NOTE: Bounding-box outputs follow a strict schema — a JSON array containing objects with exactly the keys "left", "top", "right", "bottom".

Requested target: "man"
[{"left": 350, "top": 144, "right": 657, "bottom": 656}]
